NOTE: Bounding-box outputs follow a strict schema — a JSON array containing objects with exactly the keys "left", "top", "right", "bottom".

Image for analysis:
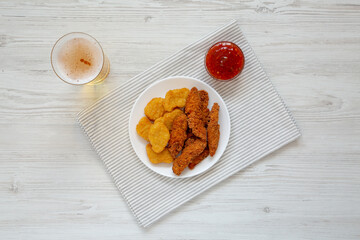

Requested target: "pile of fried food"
[{"left": 136, "top": 87, "right": 220, "bottom": 176}]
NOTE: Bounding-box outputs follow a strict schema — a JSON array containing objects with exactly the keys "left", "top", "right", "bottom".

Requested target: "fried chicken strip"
[
  {"left": 184, "top": 133, "right": 196, "bottom": 148},
  {"left": 188, "top": 147, "right": 209, "bottom": 169},
  {"left": 199, "top": 90, "right": 210, "bottom": 126},
  {"left": 185, "top": 87, "right": 207, "bottom": 140},
  {"left": 172, "top": 139, "right": 207, "bottom": 176},
  {"left": 167, "top": 114, "right": 188, "bottom": 158},
  {"left": 208, "top": 103, "right": 220, "bottom": 156},
  {"left": 185, "top": 87, "right": 200, "bottom": 115}
]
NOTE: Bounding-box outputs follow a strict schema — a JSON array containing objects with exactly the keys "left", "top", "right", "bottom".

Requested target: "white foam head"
[{"left": 51, "top": 33, "right": 104, "bottom": 85}]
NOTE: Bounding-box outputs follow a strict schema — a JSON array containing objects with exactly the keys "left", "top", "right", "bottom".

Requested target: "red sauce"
[{"left": 205, "top": 41, "right": 245, "bottom": 81}]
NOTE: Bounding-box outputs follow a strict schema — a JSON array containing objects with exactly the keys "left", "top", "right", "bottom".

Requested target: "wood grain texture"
[{"left": 0, "top": 0, "right": 359, "bottom": 239}]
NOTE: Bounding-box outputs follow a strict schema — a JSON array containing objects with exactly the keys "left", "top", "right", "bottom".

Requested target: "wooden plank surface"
[{"left": 0, "top": 0, "right": 359, "bottom": 239}]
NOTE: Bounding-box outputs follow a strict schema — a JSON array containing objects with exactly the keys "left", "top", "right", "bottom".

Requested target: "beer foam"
[{"left": 54, "top": 36, "right": 103, "bottom": 84}]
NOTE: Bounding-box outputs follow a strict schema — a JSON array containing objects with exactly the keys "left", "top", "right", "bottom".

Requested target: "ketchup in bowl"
[{"left": 205, "top": 41, "right": 245, "bottom": 81}]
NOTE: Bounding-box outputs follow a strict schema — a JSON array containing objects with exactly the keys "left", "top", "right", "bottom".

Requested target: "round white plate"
[{"left": 129, "top": 76, "right": 231, "bottom": 178}]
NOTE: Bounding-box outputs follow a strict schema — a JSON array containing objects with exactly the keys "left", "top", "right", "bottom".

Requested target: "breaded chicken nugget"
[
  {"left": 146, "top": 144, "right": 174, "bottom": 164},
  {"left": 136, "top": 116, "right": 152, "bottom": 141},
  {"left": 164, "top": 88, "right": 190, "bottom": 112},
  {"left": 145, "top": 97, "right": 165, "bottom": 121},
  {"left": 154, "top": 109, "right": 184, "bottom": 130},
  {"left": 148, "top": 121, "right": 170, "bottom": 153}
]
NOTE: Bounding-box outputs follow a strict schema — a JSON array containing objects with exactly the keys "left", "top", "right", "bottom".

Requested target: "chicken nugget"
[
  {"left": 146, "top": 144, "right": 173, "bottom": 164},
  {"left": 172, "top": 139, "right": 207, "bottom": 176},
  {"left": 168, "top": 114, "right": 188, "bottom": 158},
  {"left": 136, "top": 116, "right": 152, "bottom": 141},
  {"left": 164, "top": 88, "right": 190, "bottom": 112},
  {"left": 148, "top": 121, "right": 170, "bottom": 153},
  {"left": 145, "top": 97, "right": 165, "bottom": 121},
  {"left": 208, "top": 103, "right": 220, "bottom": 156},
  {"left": 154, "top": 109, "right": 184, "bottom": 130}
]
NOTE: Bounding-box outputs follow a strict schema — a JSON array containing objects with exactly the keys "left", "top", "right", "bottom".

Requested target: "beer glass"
[{"left": 51, "top": 32, "right": 110, "bottom": 85}]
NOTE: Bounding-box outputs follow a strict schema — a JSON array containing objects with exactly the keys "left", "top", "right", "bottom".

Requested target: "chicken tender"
[
  {"left": 168, "top": 114, "right": 188, "bottom": 158},
  {"left": 199, "top": 90, "right": 210, "bottom": 126},
  {"left": 145, "top": 97, "right": 165, "bottom": 121},
  {"left": 188, "top": 112, "right": 207, "bottom": 140},
  {"left": 208, "top": 103, "right": 220, "bottom": 156},
  {"left": 184, "top": 132, "right": 196, "bottom": 148},
  {"left": 148, "top": 121, "right": 170, "bottom": 153},
  {"left": 146, "top": 144, "right": 174, "bottom": 164},
  {"left": 188, "top": 148, "right": 209, "bottom": 169},
  {"left": 164, "top": 88, "right": 190, "bottom": 112},
  {"left": 185, "top": 87, "right": 207, "bottom": 140},
  {"left": 154, "top": 109, "right": 184, "bottom": 130},
  {"left": 172, "top": 139, "right": 207, "bottom": 176},
  {"left": 185, "top": 87, "right": 201, "bottom": 115},
  {"left": 136, "top": 117, "right": 152, "bottom": 141}
]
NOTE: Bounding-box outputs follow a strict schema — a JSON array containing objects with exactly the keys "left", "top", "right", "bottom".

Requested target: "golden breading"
[
  {"left": 164, "top": 88, "right": 190, "bottom": 112},
  {"left": 199, "top": 90, "right": 210, "bottom": 126},
  {"left": 185, "top": 87, "right": 200, "bottom": 114},
  {"left": 154, "top": 109, "right": 184, "bottom": 130},
  {"left": 148, "top": 121, "right": 170, "bottom": 153},
  {"left": 188, "top": 148, "right": 209, "bottom": 169},
  {"left": 208, "top": 103, "right": 220, "bottom": 156},
  {"left": 167, "top": 114, "right": 188, "bottom": 158},
  {"left": 144, "top": 97, "right": 165, "bottom": 121},
  {"left": 184, "top": 138, "right": 196, "bottom": 148},
  {"left": 136, "top": 117, "right": 152, "bottom": 141},
  {"left": 172, "top": 139, "right": 207, "bottom": 176},
  {"left": 146, "top": 144, "right": 174, "bottom": 164},
  {"left": 185, "top": 87, "right": 207, "bottom": 140}
]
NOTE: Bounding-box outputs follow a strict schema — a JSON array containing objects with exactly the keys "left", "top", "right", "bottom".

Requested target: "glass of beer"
[{"left": 51, "top": 32, "right": 110, "bottom": 85}]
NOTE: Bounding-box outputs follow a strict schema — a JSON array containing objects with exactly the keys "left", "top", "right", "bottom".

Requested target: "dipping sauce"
[{"left": 205, "top": 41, "right": 245, "bottom": 81}]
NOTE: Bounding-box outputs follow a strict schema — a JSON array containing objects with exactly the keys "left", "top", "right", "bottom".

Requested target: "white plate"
[{"left": 129, "top": 76, "right": 231, "bottom": 178}]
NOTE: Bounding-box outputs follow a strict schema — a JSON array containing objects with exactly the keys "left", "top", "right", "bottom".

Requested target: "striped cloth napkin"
[{"left": 78, "top": 20, "right": 300, "bottom": 227}]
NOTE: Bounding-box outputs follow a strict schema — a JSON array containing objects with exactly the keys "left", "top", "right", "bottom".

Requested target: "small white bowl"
[{"left": 129, "top": 76, "right": 231, "bottom": 178}]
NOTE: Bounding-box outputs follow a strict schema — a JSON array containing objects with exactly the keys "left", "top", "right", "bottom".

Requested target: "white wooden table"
[{"left": 1, "top": 1, "right": 359, "bottom": 239}]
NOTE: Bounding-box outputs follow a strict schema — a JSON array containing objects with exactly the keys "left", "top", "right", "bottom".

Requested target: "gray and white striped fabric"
[{"left": 78, "top": 20, "right": 300, "bottom": 228}]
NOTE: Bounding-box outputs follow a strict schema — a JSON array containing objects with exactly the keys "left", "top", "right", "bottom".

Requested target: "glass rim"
[
  {"left": 50, "top": 32, "right": 106, "bottom": 86},
  {"left": 204, "top": 41, "right": 245, "bottom": 81}
]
